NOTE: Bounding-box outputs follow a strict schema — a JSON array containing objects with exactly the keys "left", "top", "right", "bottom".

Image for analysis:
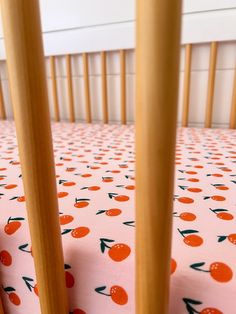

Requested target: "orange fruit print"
[
  {"left": 108, "top": 244, "right": 131, "bottom": 262},
  {"left": 71, "top": 227, "right": 90, "bottom": 238},
  {"left": 177, "top": 196, "right": 194, "bottom": 204},
  {"left": 65, "top": 271, "right": 75, "bottom": 288},
  {"left": 4, "top": 217, "right": 24, "bottom": 235},
  {"left": 1, "top": 121, "right": 236, "bottom": 312},
  {"left": 209, "top": 208, "right": 234, "bottom": 220},
  {"left": 95, "top": 285, "right": 128, "bottom": 305},
  {"left": 2, "top": 286, "right": 21, "bottom": 306},
  {"left": 100, "top": 238, "right": 131, "bottom": 262},
  {"left": 190, "top": 261, "right": 233, "bottom": 282},
  {"left": 74, "top": 198, "right": 90, "bottom": 208},
  {"left": 183, "top": 298, "right": 223, "bottom": 314},
  {"left": 72, "top": 309, "right": 86, "bottom": 314},
  {"left": 9, "top": 292, "right": 21, "bottom": 305},
  {"left": 59, "top": 214, "right": 74, "bottom": 225},
  {"left": 110, "top": 286, "right": 128, "bottom": 305},
  {"left": 96, "top": 208, "right": 122, "bottom": 216},
  {"left": 171, "top": 258, "right": 177, "bottom": 274},
  {"left": 0, "top": 250, "right": 12, "bottom": 266},
  {"left": 178, "top": 229, "right": 203, "bottom": 247}
]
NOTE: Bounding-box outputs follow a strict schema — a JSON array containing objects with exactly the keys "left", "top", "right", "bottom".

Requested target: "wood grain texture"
[
  {"left": 0, "top": 77, "right": 6, "bottom": 120},
  {"left": 205, "top": 42, "right": 218, "bottom": 128},
  {"left": 182, "top": 44, "right": 192, "bottom": 127},
  {"left": 120, "top": 50, "right": 126, "bottom": 124},
  {"left": 136, "top": 0, "right": 182, "bottom": 313},
  {"left": 50, "top": 56, "right": 60, "bottom": 122},
  {"left": 230, "top": 66, "right": 236, "bottom": 129},
  {"left": 83, "top": 53, "right": 92, "bottom": 123},
  {"left": 0, "top": 296, "right": 4, "bottom": 314},
  {"left": 101, "top": 51, "right": 108, "bottom": 124},
  {"left": 66, "top": 54, "right": 75, "bottom": 122},
  {"left": 0, "top": 1, "right": 68, "bottom": 313}
]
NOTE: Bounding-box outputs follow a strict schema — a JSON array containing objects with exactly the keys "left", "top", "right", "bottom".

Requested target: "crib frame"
[{"left": 0, "top": 0, "right": 236, "bottom": 314}]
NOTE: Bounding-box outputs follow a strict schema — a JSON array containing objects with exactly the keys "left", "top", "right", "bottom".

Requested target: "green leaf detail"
[
  {"left": 64, "top": 264, "right": 71, "bottom": 269},
  {"left": 183, "top": 298, "right": 202, "bottom": 305},
  {"left": 100, "top": 238, "right": 114, "bottom": 253},
  {"left": 100, "top": 238, "right": 115, "bottom": 243},
  {"left": 123, "top": 221, "right": 135, "bottom": 227},
  {"left": 218, "top": 236, "right": 227, "bottom": 242},
  {"left": 179, "top": 186, "right": 187, "bottom": 190},
  {"left": 212, "top": 208, "right": 228, "bottom": 213},
  {"left": 95, "top": 286, "right": 106, "bottom": 293},
  {"left": 10, "top": 217, "right": 25, "bottom": 221},
  {"left": 4, "top": 287, "right": 16, "bottom": 292},
  {"left": 108, "top": 193, "right": 117, "bottom": 199},
  {"left": 61, "top": 229, "right": 72, "bottom": 235},
  {"left": 96, "top": 210, "right": 106, "bottom": 215},
  {"left": 75, "top": 198, "right": 90, "bottom": 202},
  {"left": 18, "top": 244, "right": 29, "bottom": 250},
  {"left": 190, "top": 262, "right": 205, "bottom": 270},
  {"left": 181, "top": 230, "right": 199, "bottom": 235}
]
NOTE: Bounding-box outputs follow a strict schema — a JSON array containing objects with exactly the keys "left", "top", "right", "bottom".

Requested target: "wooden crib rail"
[
  {"left": 120, "top": 50, "right": 127, "bottom": 124},
  {"left": 230, "top": 66, "right": 236, "bottom": 129},
  {"left": 101, "top": 51, "right": 109, "bottom": 123},
  {"left": 205, "top": 42, "right": 218, "bottom": 128},
  {"left": 50, "top": 56, "right": 60, "bottom": 122},
  {"left": 1, "top": 1, "right": 68, "bottom": 313},
  {"left": 83, "top": 53, "right": 92, "bottom": 123},
  {"left": 182, "top": 44, "right": 192, "bottom": 127},
  {"left": 0, "top": 296, "right": 4, "bottom": 314},
  {"left": 66, "top": 54, "right": 75, "bottom": 123},
  {"left": 0, "top": 78, "right": 6, "bottom": 120},
  {"left": 136, "top": 0, "right": 182, "bottom": 313}
]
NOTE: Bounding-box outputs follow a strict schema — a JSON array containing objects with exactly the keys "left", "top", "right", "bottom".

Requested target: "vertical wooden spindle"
[
  {"left": 182, "top": 44, "right": 192, "bottom": 127},
  {"left": 120, "top": 50, "right": 126, "bottom": 124},
  {"left": 1, "top": 1, "right": 68, "bottom": 313},
  {"left": 136, "top": 0, "right": 182, "bottom": 313},
  {"left": 101, "top": 51, "right": 108, "bottom": 124},
  {"left": 50, "top": 56, "right": 60, "bottom": 122},
  {"left": 66, "top": 54, "right": 75, "bottom": 122},
  {"left": 0, "top": 76, "right": 6, "bottom": 120},
  {"left": 229, "top": 66, "right": 236, "bottom": 129},
  {"left": 0, "top": 296, "right": 4, "bottom": 314},
  {"left": 205, "top": 42, "right": 218, "bottom": 128},
  {"left": 83, "top": 53, "right": 91, "bottom": 123}
]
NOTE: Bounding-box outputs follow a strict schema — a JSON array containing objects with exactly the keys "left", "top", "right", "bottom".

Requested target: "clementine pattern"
[{"left": 1, "top": 122, "right": 236, "bottom": 313}]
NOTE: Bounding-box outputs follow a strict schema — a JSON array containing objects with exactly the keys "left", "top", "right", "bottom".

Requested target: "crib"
[{"left": 0, "top": 0, "right": 236, "bottom": 314}]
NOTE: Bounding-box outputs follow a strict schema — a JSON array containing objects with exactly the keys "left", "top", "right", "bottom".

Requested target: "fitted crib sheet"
[{"left": 0, "top": 121, "right": 236, "bottom": 314}]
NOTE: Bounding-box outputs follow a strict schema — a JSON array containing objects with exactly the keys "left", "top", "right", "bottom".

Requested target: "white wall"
[
  {"left": 0, "top": 0, "right": 236, "bottom": 126},
  {"left": 0, "top": 0, "right": 236, "bottom": 57}
]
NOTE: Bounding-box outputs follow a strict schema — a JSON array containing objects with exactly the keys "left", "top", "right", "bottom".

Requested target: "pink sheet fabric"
[{"left": 0, "top": 121, "right": 235, "bottom": 314}]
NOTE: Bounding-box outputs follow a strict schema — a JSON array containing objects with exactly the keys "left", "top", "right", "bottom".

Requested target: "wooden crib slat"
[
  {"left": 1, "top": 1, "right": 68, "bottom": 313},
  {"left": 182, "top": 44, "right": 192, "bottom": 127},
  {"left": 0, "top": 77, "right": 6, "bottom": 120},
  {"left": 120, "top": 50, "right": 126, "bottom": 124},
  {"left": 229, "top": 67, "right": 236, "bottom": 129},
  {"left": 66, "top": 54, "right": 75, "bottom": 122},
  {"left": 205, "top": 42, "right": 218, "bottom": 128},
  {"left": 83, "top": 53, "right": 92, "bottom": 123},
  {"left": 50, "top": 56, "right": 60, "bottom": 122},
  {"left": 101, "top": 51, "right": 108, "bottom": 124},
  {"left": 0, "top": 296, "right": 4, "bottom": 314},
  {"left": 136, "top": 0, "right": 182, "bottom": 313}
]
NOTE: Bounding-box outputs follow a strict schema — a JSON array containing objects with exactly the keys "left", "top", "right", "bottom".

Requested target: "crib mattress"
[{"left": 0, "top": 121, "right": 236, "bottom": 314}]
